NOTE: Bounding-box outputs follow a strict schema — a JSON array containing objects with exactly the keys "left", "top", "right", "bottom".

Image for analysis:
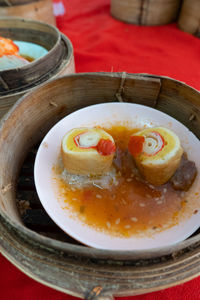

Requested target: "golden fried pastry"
[
  {"left": 61, "top": 127, "right": 116, "bottom": 175},
  {"left": 128, "top": 127, "right": 183, "bottom": 185}
]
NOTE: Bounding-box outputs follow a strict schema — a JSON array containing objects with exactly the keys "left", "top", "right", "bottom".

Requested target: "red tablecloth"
[{"left": 1, "top": 0, "right": 200, "bottom": 299}]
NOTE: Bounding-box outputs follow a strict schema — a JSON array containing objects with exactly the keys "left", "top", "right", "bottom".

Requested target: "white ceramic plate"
[
  {"left": 14, "top": 41, "right": 48, "bottom": 60},
  {"left": 0, "top": 41, "right": 48, "bottom": 71},
  {"left": 34, "top": 103, "right": 200, "bottom": 250}
]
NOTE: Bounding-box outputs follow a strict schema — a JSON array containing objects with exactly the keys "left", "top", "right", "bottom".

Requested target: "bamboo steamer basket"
[
  {"left": 0, "top": 17, "right": 75, "bottom": 119},
  {"left": 0, "top": 73, "right": 200, "bottom": 299},
  {"left": 0, "top": 0, "right": 55, "bottom": 25},
  {"left": 178, "top": 0, "right": 200, "bottom": 37},
  {"left": 111, "top": 0, "right": 182, "bottom": 25}
]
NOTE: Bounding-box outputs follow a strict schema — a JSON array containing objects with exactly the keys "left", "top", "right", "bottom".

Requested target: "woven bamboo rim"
[
  {"left": 111, "top": 0, "right": 182, "bottom": 26},
  {"left": 0, "top": 73, "right": 200, "bottom": 299},
  {"left": 0, "top": 0, "right": 55, "bottom": 25},
  {"left": 0, "top": 0, "right": 37, "bottom": 6},
  {"left": 178, "top": 0, "right": 200, "bottom": 37}
]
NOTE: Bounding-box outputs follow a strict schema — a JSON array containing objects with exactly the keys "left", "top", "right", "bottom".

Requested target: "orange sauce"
[{"left": 53, "top": 126, "right": 188, "bottom": 237}]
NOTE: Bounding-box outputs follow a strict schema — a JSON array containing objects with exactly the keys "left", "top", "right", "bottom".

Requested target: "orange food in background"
[{"left": 0, "top": 36, "right": 19, "bottom": 57}]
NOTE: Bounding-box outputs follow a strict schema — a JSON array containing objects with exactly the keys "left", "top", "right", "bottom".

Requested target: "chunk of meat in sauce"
[
  {"left": 170, "top": 153, "right": 197, "bottom": 191},
  {"left": 113, "top": 147, "right": 139, "bottom": 175}
]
